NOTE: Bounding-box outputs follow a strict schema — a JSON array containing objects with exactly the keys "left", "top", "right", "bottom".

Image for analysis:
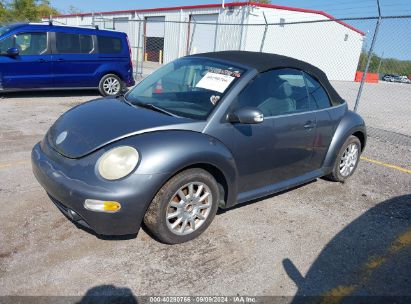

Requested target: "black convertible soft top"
[{"left": 191, "top": 51, "right": 345, "bottom": 106}]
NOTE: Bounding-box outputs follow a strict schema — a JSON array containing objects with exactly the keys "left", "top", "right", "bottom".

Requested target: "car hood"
[{"left": 47, "top": 98, "right": 192, "bottom": 158}]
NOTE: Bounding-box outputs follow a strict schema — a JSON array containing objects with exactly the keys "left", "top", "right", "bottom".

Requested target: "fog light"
[{"left": 84, "top": 199, "right": 121, "bottom": 213}]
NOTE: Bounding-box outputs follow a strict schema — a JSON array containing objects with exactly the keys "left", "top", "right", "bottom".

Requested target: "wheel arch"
[
  {"left": 99, "top": 71, "right": 124, "bottom": 82},
  {"left": 170, "top": 163, "right": 230, "bottom": 209},
  {"left": 125, "top": 130, "right": 239, "bottom": 209},
  {"left": 352, "top": 130, "right": 366, "bottom": 152},
  {"left": 322, "top": 110, "right": 366, "bottom": 173}
]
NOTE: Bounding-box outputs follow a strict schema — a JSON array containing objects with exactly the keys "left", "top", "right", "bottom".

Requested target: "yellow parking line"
[
  {"left": 0, "top": 160, "right": 29, "bottom": 170},
  {"left": 361, "top": 156, "right": 411, "bottom": 174}
]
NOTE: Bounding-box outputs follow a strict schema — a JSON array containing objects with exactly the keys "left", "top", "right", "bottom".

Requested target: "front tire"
[
  {"left": 144, "top": 168, "right": 219, "bottom": 244},
  {"left": 99, "top": 74, "right": 124, "bottom": 96},
  {"left": 326, "top": 135, "right": 361, "bottom": 182}
]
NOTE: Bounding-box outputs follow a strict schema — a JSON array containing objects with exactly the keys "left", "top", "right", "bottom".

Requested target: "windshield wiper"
[{"left": 135, "top": 102, "right": 180, "bottom": 117}]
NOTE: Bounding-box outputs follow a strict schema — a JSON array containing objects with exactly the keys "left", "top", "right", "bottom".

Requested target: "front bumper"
[{"left": 31, "top": 142, "right": 168, "bottom": 235}]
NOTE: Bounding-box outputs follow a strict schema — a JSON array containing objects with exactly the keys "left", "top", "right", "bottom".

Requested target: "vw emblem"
[{"left": 56, "top": 131, "right": 68, "bottom": 145}]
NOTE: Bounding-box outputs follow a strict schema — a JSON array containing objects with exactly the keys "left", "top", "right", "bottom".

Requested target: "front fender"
[
  {"left": 322, "top": 110, "right": 366, "bottom": 172},
  {"left": 120, "top": 130, "right": 238, "bottom": 207}
]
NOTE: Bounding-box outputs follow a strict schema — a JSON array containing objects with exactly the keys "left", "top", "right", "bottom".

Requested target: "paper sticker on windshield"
[
  {"left": 208, "top": 67, "right": 242, "bottom": 78},
  {"left": 196, "top": 72, "right": 235, "bottom": 93}
]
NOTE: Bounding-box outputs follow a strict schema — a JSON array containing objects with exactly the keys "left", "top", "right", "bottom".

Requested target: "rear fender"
[{"left": 322, "top": 110, "right": 366, "bottom": 173}]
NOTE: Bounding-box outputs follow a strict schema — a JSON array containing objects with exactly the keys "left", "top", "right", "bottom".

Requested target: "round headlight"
[{"left": 98, "top": 146, "right": 139, "bottom": 180}]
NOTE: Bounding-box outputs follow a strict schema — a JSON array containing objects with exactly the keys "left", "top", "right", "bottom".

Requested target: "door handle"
[
  {"left": 304, "top": 121, "right": 317, "bottom": 129},
  {"left": 57, "top": 58, "right": 64, "bottom": 62},
  {"left": 38, "top": 58, "right": 47, "bottom": 63}
]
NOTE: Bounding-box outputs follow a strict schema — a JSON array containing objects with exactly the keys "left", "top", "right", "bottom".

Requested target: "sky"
[{"left": 49, "top": 0, "right": 411, "bottom": 60}]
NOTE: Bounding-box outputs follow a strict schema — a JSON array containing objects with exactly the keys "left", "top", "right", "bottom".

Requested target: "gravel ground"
[{"left": 0, "top": 89, "right": 410, "bottom": 301}]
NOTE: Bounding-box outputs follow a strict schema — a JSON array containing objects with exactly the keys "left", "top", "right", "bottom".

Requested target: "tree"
[
  {"left": 36, "top": 0, "right": 59, "bottom": 19},
  {"left": 0, "top": 0, "right": 59, "bottom": 23},
  {"left": 0, "top": 0, "right": 12, "bottom": 23},
  {"left": 357, "top": 51, "right": 411, "bottom": 76},
  {"left": 12, "top": 0, "right": 40, "bottom": 21}
]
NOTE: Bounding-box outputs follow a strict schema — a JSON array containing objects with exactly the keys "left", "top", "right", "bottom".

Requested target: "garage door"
[
  {"left": 146, "top": 17, "right": 165, "bottom": 38},
  {"left": 189, "top": 14, "right": 218, "bottom": 54},
  {"left": 145, "top": 17, "right": 165, "bottom": 62}
]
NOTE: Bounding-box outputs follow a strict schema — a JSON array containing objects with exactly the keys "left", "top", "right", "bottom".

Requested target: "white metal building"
[{"left": 48, "top": 2, "right": 365, "bottom": 81}]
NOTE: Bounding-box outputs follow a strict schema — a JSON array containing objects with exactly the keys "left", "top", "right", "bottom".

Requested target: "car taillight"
[{"left": 126, "top": 35, "right": 132, "bottom": 65}]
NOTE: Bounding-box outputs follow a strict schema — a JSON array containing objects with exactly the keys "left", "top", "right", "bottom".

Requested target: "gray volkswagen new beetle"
[{"left": 32, "top": 51, "right": 366, "bottom": 244}]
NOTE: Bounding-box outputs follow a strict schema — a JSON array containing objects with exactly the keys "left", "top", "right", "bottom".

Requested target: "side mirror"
[
  {"left": 228, "top": 107, "right": 264, "bottom": 124},
  {"left": 6, "top": 47, "right": 19, "bottom": 57}
]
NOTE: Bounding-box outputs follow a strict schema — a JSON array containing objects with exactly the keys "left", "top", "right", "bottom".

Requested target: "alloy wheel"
[
  {"left": 166, "top": 182, "right": 213, "bottom": 235},
  {"left": 339, "top": 143, "right": 359, "bottom": 177},
  {"left": 103, "top": 77, "right": 121, "bottom": 95}
]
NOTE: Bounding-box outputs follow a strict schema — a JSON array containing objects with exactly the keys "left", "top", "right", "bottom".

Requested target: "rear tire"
[
  {"left": 98, "top": 74, "right": 124, "bottom": 96},
  {"left": 144, "top": 168, "right": 219, "bottom": 244},
  {"left": 326, "top": 135, "right": 361, "bottom": 182}
]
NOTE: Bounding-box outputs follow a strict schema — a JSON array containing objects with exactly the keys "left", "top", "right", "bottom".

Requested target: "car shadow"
[
  {"left": 76, "top": 284, "right": 138, "bottom": 304},
  {"left": 284, "top": 194, "right": 411, "bottom": 303},
  {"left": 0, "top": 89, "right": 99, "bottom": 98}
]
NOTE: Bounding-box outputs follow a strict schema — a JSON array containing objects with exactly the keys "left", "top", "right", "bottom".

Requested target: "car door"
[
  {"left": 51, "top": 31, "right": 99, "bottom": 87},
  {"left": 0, "top": 31, "right": 53, "bottom": 89},
  {"left": 303, "top": 72, "right": 345, "bottom": 169},
  {"left": 227, "top": 68, "right": 317, "bottom": 193}
]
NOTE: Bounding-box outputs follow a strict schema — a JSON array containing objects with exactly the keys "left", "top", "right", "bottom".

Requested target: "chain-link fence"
[{"left": 53, "top": 12, "right": 411, "bottom": 141}]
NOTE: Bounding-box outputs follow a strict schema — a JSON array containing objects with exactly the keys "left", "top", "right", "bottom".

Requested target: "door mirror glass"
[
  {"left": 229, "top": 107, "right": 264, "bottom": 124},
  {"left": 7, "top": 47, "right": 19, "bottom": 57}
]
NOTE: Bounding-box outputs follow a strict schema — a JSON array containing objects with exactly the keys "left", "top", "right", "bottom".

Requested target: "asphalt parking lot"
[{"left": 0, "top": 86, "right": 410, "bottom": 300}]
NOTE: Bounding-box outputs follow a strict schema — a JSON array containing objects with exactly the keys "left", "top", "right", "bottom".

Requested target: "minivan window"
[
  {"left": 0, "top": 35, "right": 14, "bottom": 54},
  {"left": 97, "top": 36, "right": 122, "bottom": 54},
  {"left": 55, "top": 33, "right": 93, "bottom": 54},
  {"left": 0, "top": 32, "right": 47, "bottom": 55}
]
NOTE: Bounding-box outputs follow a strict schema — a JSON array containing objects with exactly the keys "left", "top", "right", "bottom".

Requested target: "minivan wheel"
[
  {"left": 144, "top": 168, "right": 219, "bottom": 244},
  {"left": 99, "top": 74, "right": 124, "bottom": 96},
  {"left": 326, "top": 135, "right": 361, "bottom": 182}
]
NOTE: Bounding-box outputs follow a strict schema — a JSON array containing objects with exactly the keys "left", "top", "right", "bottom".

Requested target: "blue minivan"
[{"left": 0, "top": 23, "right": 135, "bottom": 96}]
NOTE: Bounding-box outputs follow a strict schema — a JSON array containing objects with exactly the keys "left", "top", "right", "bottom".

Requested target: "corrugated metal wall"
[
  {"left": 245, "top": 7, "right": 364, "bottom": 81},
  {"left": 49, "top": 4, "right": 363, "bottom": 81}
]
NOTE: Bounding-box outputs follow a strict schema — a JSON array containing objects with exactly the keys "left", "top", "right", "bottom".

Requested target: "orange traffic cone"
[{"left": 154, "top": 80, "right": 163, "bottom": 93}]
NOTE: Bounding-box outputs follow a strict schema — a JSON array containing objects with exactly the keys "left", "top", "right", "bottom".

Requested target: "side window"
[
  {"left": 80, "top": 35, "right": 93, "bottom": 53},
  {"left": 97, "top": 36, "right": 122, "bottom": 54},
  {"left": 55, "top": 33, "right": 93, "bottom": 54},
  {"left": 16, "top": 33, "right": 47, "bottom": 55},
  {"left": 235, "top": 68, "right": 310, "bottom": 117},
  {"left": 304, "top": 73, "right": 331, "bottom": 110},
  {"left": 0, "top": 33, "right": 47, "bottom": 55},
  {"left": 0, "top": 35, "right": 14, "bottom": 54}
]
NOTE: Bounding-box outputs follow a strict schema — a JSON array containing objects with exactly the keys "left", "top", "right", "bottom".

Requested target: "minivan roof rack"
[{"left": 35, "top": 21, "right": 112, "bottom": 31}]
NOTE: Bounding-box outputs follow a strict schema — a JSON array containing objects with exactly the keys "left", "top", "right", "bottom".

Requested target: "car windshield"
[{"left": 125, "top": 57, "right": 245, "bottom": 120}]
